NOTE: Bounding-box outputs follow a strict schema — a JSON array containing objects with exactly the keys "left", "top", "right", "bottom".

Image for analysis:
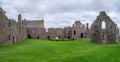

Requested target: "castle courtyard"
[
  {"left": 0, "top": 39, "right": 119, "bottom": 62},
  {"left": 0, "top": 0, "right": 120, "bottom": 62}
]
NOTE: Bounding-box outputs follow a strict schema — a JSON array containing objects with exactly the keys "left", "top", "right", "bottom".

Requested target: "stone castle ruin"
[
  {"left": 46, "top": 21, "right": 89, "bottom": 40},
  {"left": 72, "top": 21, "right": 86, "bottom": 39},
  {"left": 0, "top": 7, "right": 27, "bottom": 45},
  {"left": 0, "top": 6, "right": 119, "bottom": 45},
  {"left": 91, "top": 11, "right": 119, "bottom": 44}
]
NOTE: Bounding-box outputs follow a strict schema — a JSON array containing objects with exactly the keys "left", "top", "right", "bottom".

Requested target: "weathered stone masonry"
[
  {"left": 46, "top": 21, "right": 89, "bottom": 39},
  {"left": 0, "top": 6, "right": 119, "bottom": 45},
  {"left": 0, "top": 7, "right": 27, "bottom": 45},
  {"left": 27, "top": 20, "right": 46, "bottom": 39},
  {"left": 91, "top": 11, "right": 119, "bottom": 44}
]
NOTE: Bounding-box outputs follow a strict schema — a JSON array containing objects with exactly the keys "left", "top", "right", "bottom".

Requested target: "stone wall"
[
  {"left": 64, "top": 27, "right": 72, "bottom": 39},
  {"left": 27, "top": 20, "right": 46, "bottom": 39},
  {"left": 55, "top": 28, "right": 64, "bottom": 39},
  {"left": 46, "top": 21, "right": 88, "bottom": 40},
  {"left": 8, "top": 19, "right": 19, "bottom": 44},
  {"left": 0, "top": 7, "right": 27, "bottom": 45},
  {"left": 27, "top": 28, "right": 46, "bottom": 39},
  {"left": 47, "top": 28, "right": 64, "bottom": 39},
  {"left": 85, "top": 23, "right": 91, "bottom": 39},
  {"left": 47, "top": 28, "right": 56, "bottom": 39},
  {"left": 0, "top": 9, "right": 9, "bottom": 45}
]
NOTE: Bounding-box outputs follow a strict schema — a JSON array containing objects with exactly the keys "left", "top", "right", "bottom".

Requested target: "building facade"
[
  {"left": 46, "top": 21, "right": 89, "bottom": 40},
  {"left": 0, "top": 6, "right": 119, "bottom": 45},
  {"left": 47, "top": 28, "right": 64, "bottom": 39},
  {"left": 0, "top": 7, "right": 27, "bottom": 45},
  {"left": 64, "top": 27, "right": 72, "bottom": 39},
  {"left": 27, "top": 20, "right": 46, "bottom": 39},
  {"left": 72, "top": 21, "right": 86, "bottom": 39},
  {"left": 91, "top": 11, "right": 119, "bottom": 44}
]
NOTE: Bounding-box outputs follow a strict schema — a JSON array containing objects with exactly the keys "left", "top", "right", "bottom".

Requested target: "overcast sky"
[{"left": 0, "top": 0, "right": 120, "bottom": 29}]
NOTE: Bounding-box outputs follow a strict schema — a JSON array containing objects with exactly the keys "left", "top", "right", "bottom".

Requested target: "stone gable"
[{"left": 91, "top": 11, "right": 119, "bottom": 44}]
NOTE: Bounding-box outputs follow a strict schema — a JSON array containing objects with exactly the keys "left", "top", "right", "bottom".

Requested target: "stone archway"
[{"left": 101, "top": 21, "right": 107, "bottom": 44}]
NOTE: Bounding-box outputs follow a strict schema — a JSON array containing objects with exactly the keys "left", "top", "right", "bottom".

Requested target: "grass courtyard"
[{"left": 0, "top": 39, "right": 119, "bottom": 62}]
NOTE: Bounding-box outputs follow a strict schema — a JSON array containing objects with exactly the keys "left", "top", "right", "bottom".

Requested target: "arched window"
[{"left": 102, "top": 21, "right": 106, "bottom": 29}]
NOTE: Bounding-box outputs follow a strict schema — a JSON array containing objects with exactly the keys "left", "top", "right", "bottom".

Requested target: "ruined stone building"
[
  {"left": 18, "top": 14, "right": 27, "bottom": 41},
  {"left": 27, "top": 20, "right": 46, "bottom": 39},
  {"left": 85, "top": 23, "right": 91, "bottom": 39},
  {"left": 46, "top": 21, "right": 89, "bottom": 39},
  {"left": 72, "top": 21, "right": 86, "bottom": 39},
  {"left": 47, "top": 28, "right": 64, "bottom": 39},
  {"left": 47, "top": 28, "right": 56, "bottom": 39},
  {"left": 0, "top": 7, "right": 9, "bottom": 45},
  {"left": 1, "top": 6, "right": 119, "bottom": 45},
  {"left": 0, "top": 6, "right": 90, "bottom": 44},
  {"left": 0, "top": 7, "right": 27, "bottom": 45},
  {"left": 8, "top": 19, "right": 19, "bottom": 44},
  {"left": 64, "top": 26, "right": 72, "bottom": 39},
  {"left": 91, "top": 11, "right": 119, "bottom": 44},
  {"left": 55, "top": 28, "right": 64, "bottom": 39}
]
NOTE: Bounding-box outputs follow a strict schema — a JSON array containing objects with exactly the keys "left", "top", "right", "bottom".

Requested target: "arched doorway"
[{"left": 101, "top": 21, "right": 107, "bottom": 44}]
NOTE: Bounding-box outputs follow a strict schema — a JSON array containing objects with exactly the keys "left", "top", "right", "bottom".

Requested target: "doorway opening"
[
  {"left": 81, "top": 33, "right": 83, "bottom": 38},
  {"left": 28, "top": 34, "right": 31, "bottom": 38},
  {"left": 37, "top": 36, "right": 39, "bottom": 39}
]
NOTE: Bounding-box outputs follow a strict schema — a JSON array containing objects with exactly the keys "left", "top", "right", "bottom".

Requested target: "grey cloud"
[{"left": 0, "top": 0, "right": 120, "bottom": 28}]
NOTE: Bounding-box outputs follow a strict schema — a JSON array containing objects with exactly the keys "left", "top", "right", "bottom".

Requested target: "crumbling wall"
[{"left": 91, "top": 11, "right": 119, "bottom": 44}]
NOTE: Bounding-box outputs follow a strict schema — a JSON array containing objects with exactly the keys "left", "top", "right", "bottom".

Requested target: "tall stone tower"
[
  {"left": 18, "top": 14, "right": 22, "bottom": 41},
  {"left": 22, "top": 19, "right": 27, "bottom": 39}
]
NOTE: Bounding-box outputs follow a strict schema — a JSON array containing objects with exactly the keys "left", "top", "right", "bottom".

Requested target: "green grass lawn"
[{"left": 0, "top": 39, "right": 120, "bottom": 62}]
